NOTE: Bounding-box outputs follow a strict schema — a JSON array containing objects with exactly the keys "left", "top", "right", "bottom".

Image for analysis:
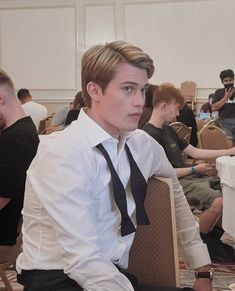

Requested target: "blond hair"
[{"left": 81, "top": 41, "right": 154, "bottom": 107}]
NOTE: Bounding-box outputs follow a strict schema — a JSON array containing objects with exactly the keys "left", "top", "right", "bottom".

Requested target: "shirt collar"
[{"left": 75, "top": 108, "right": 131, "bottom": 148}]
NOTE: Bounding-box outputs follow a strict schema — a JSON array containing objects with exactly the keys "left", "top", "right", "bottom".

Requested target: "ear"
[
  {"left": 0, "top": 93, "right": 6, "bottom": 105},
  {"left": 86, "top": 82, "right": 102, "bottom": 102},
  {"left": 160, "top": 102, "right": 168, "bottom": 111}
]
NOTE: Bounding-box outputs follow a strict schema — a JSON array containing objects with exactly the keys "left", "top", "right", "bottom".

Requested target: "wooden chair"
[
  {"left": 0, "top": 227, "right": 22, "bottom": 291},
  {"left": 180, "top": 81, "right": 197, "bottom": 111},
  {"left": 197, "top": 124, "right": 233, "bottom": 165},
  {"left": 126, "top": 176, "right": 180, "bottom": 288},
  {"left": 170, "top": 122, "right": 192, "bottom": 144},
  {"left": 38, "top": 113, "right": 55, "bottom": 135},
  {"left": 170, "top": 122, "right": 192, "bottom": 164}
]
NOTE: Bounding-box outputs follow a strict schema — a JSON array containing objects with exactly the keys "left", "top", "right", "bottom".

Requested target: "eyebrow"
[{"left": 121, "top": 81, "right": 149, "bottom": 88}]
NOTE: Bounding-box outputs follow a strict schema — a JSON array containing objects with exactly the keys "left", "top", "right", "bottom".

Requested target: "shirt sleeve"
[
  {"left": 28, "top": 143, "right": 134, "bottom": 291},
  {"left": 147, "top": 136, "right": 211, "bottom": 269}
]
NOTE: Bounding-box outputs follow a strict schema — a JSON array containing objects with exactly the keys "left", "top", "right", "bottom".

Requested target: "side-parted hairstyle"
[
  {"left": 81, "top": 41, "right": 155, "bottom": 108},
  {"left": 0, "top": 69, "right": 14, "bottom": 90},
  {"left": 153, "top": 84, "right": 184, "bottom": 108},
  {"left": 220, "top": 69, "right": 234, "bottom": 82}
]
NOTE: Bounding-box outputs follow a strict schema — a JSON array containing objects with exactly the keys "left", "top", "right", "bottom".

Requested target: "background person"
[
  {"left": 212, "top": 69, "right": 235, "bottom": 143},
  {"left": 143, "top": 84, "right": 235, "bottom": 262},
  {"left": 17, "top": 88, "right": 48, "bottom": 130},
  {"left": 0, "top": 70, "right": 39, "bottom": 260}
]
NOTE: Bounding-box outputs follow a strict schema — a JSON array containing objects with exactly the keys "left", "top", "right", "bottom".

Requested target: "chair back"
[
  {"left": 170, "top": 122, "right": 192, "bottom": 144},
  {"left": 126, "top": 176, "right": 180, "bottom": 288},
  {"left": 38, "top": 113, "right": 55, "bottom": 135},
  {"left": 180, "top": 81, "right": 197, "bottom": 110},
  {"left": 197, "top": 124, "right": 233, "bottom": 164}
]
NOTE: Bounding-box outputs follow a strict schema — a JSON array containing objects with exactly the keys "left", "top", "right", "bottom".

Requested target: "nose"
[{"left": 133, "top": 91, "right": 145, "bottom": 107}]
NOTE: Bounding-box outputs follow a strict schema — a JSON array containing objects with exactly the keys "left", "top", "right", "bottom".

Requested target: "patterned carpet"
[
  {"left": 1, "top": 234, "right": 235, "bottom": 291},
  {"left": 180, "top": 233, "right": 235, "bottom": 291}
]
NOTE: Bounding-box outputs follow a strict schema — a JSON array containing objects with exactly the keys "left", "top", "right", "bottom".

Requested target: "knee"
[{"left": 210, "top": 197, "right": 223, "bottom": 214}]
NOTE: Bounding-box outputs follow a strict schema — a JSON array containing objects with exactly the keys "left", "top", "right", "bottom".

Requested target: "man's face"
[
  {"left": 163, "top": 101, "right": 181, "bottom": 123},
  {"left": 89, "top": 63, "right": 149, "bottom": 138},
  {"left": 222, "top": 77, "right": 234, "bottom": 85}
]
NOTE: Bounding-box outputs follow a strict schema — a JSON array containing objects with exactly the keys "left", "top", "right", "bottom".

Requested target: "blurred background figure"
[
  {"left": 177, "top": 101, "right": 198, "bottom": 147},
  {"left": 17, "top": 88, "right": 47, "bottom": 130},
  {"left": 64, "top": 91, "right": 85, "bottom": 126},
  {"left": 138, "top": 84, "right": 158, "bottom": 128},
  {"left": 200, "top": 93, "right": 213, "bottom": 114},
  {"left": 47, "top": 91, "right": 85, "bottom": 133}
]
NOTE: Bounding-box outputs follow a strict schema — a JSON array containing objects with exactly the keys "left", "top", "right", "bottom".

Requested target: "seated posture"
[
  {"left": 17, "top": 41, "right": 212, "bottom": 291},
  {"left": 0, "top": 70, "right": 39, "bottom": 257},
  {"left": 200, "top": 94, "right": 213, "bottom": 115},
  {"left": 17, "top": 88, "right": 48, "bottom": 130},
  {"left": 212, "top": 69, "right": 235, "bottom": 143},
  {"left": 47, "top": 91, "right": 85, "bottom": 132},
  {"left": 143, "top": 84, "right": 235, "bottom": 262}
]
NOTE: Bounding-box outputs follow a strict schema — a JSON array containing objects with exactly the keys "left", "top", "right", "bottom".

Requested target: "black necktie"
[{"left": 96, "top": 143, "right": 149, "bottom": 237}]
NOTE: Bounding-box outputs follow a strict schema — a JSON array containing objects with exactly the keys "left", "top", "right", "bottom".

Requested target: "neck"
[
  {"left": 4, "top": 104, "right": 26, "bottom": 129},
  {"left": 148, "top": 109, "right": 164, "bottom": 128}
]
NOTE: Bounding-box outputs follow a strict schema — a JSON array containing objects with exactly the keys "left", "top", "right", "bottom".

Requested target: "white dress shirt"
[{"left": 17, "top": 109, "right": 210, "bottom": 291}]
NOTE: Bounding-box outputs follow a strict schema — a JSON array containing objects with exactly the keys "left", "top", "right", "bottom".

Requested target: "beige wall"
[{"left": 0, "top": 0, "right": 234, "bottom": 114}]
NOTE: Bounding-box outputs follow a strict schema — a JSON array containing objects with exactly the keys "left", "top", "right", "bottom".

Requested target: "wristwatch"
[{"left": 195, "top": 268, "right": 213, "bottom": 280}]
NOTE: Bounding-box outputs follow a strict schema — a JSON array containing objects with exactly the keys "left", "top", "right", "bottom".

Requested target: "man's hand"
[
  {"left": 224, "top": 87, "right": 234, "bottom": 101},
  {"left": 195, "top": 163, "right": 213, "bottom": 175},
  {"left": 193, "top": 278, "right": 213, "bottom": 291}
]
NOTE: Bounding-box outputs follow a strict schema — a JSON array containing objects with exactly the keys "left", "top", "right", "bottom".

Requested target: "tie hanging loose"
[{"left": 96, "top": 143, "right": 149, "bottom": 237}]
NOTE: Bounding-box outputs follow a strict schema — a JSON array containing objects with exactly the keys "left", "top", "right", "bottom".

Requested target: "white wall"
[{"left": 0, "top": 0, "right": 234, "bottom": 112}]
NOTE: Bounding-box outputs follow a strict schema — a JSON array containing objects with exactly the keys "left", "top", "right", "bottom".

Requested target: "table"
[{"left": 216, "top": 156, "right": 235, "bottom": 238}]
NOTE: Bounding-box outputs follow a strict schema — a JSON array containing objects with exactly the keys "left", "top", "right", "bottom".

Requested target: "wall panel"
[
  {"left": 0, "top": 6, "right": 77, "bottom": 90},
  {"left": 84, "top": 4, "right": 116, "bottom": 49},
  {"left": 124, "top": 0, "right": 235, "bottom": 91}
]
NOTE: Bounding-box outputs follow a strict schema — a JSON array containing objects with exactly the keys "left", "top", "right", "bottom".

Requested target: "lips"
[{"left": 129, "top": 112, "right": 142, "bottom": 117}]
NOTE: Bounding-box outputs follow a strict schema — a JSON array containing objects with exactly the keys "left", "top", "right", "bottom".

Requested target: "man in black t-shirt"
[
  {"left": 143, "top": 84, "right": 235, "bottom": 262},
  {"left": 0, "top": 70, "right": 39, "bottom": 256},
  {"left": 212, "top": 69, "right": 235, "bottom": 143}
]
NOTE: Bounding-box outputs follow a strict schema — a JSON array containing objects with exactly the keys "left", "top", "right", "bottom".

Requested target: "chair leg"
[{"left": 0, "top": 267, "right": 13, "bottom": 291}]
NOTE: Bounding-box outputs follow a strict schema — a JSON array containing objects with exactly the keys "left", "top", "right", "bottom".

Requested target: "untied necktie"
[{"left": 96, "top": 143, "right": 150, "bottom": 236}]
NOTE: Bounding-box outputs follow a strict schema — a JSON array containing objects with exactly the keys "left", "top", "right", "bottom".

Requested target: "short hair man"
[
  {"left": 212, "top": 69, "right": 235, "bottom": 143},
  {"left": 0, "top": 70, "right": 39, "bottom": 258},
  {"left": 143, "top": 84, "right": 235, "bottom": 263},
  {"left": 17, "top": 42, "right": 212, "bottom": 291},
  {"left": 17, "top": 88, "right": 48, "bottom": 130}
]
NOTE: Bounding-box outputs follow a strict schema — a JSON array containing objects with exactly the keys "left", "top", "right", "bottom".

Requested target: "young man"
[
  {"left": 143, "top": 84, "right": 235, "bottom": 262},
  {"left": 17, "top": 41, "right": 212, "bottom": 291},
  {"left": 212, "top": 69, "right": 235, "bottom": 143},
  {"left": 17, "top": 88, "right": 48, "bottom": 130},
  {"left": 0, "top": 70, "right": 39, "bottom": 256}
]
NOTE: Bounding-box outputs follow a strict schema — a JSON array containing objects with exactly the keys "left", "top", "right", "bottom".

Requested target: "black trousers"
[{"left": 17, "top": 269, "right": 192, "bottom": 291}]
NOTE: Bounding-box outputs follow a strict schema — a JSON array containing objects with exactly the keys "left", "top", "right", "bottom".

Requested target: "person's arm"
[
  {"left": 183, "top": 144, "right": 235, "bottom": 160},
  {"left": 29, "top": 144, "right": 134, "bottom": 291},
  {"left": 211, "top": 88, "right": 234, "bottom": 111},
  {"left": 0, "top": 197, "right": 10, "bottom": 209},
  {"left": 148, "top": 139, "right": 211, "bottom": 269},
  {"left": 175, "top": 163, "right": 213, "bottom": 178}
]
